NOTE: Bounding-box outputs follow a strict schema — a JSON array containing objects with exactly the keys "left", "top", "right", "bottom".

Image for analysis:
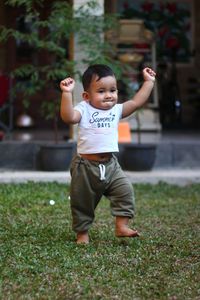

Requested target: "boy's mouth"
[{"left": 103, "top": 99, "right": 113, "bottom": 103}]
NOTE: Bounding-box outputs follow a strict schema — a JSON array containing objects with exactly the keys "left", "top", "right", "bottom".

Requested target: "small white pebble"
[{"left": 49, "top": 200, "right": 55, "bottom": 205}]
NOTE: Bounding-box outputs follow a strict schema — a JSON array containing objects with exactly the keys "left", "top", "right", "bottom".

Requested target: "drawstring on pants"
[{"left": 99, "top": 164, "right": 106, "bottom": 181}]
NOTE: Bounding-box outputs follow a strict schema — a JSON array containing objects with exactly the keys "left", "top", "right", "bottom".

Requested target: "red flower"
[
  {"left": 134, "top": 42, "right": 149, "bottom": 49},
  {"left": 158, "top": 26, "right": 169, "bottom": 38},
  {"left": 123, "top": 1, "right": 129, "bottom": 10},
  {"left": 166, "top": 2, "right": 177, "bottom": 14},
  {"left": 159, "top": 2, "right": 165, "bottom": 11},
  {"left": 166, "top": 36, "right": 180, "bottom": 49},
  {"left": 185, "top": 22, "right": 191, "bottom": 31},
  {"left": 142, "top": 1, "right": 154, "bottom": 12}
]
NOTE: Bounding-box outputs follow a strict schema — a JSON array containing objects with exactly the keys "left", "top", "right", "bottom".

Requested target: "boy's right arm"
[{"left": 60, "top": 77, "right": 81, "bottom": 124}]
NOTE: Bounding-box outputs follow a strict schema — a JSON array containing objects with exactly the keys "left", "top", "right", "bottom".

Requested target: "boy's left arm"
[{"left": 122, "top": 67, "right": 156, "bottom": 118}]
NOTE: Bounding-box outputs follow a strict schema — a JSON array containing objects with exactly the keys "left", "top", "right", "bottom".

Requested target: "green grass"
[{"left": 0, "top": 182, "right": 199, "bottom": 300}]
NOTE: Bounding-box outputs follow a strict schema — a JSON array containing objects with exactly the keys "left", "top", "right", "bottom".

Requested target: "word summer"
[{"left": 89, "top": 112, "right": 115, "bottom": 124}]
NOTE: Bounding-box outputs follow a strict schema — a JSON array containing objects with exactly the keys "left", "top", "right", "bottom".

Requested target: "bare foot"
[
  {"left": 115, "top": 216, "right": 140, "bottom": 238},
  {"left": 115, "top": 226, "right": 140, "bottom": 238},
  {"left": 76, "top": 231, "right": 89, "bottom": 244}
]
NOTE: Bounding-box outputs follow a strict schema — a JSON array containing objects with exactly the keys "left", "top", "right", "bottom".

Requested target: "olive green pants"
[{"left": 70, "top": 154, "right": 135, "bottom": 233}]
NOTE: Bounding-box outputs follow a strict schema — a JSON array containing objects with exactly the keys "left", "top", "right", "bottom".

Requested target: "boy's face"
[{"left": 83, "top": 75, "right": 118, "bottom": 110}]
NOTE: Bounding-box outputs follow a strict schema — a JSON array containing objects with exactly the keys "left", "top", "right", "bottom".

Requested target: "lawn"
[{"left": 0, "top": 182, "right": 199, "bottom": 300}]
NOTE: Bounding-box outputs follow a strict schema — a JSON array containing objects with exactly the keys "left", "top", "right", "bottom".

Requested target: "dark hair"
[{"left": 82, "top": 64, "right": 115, "bottom": 91}]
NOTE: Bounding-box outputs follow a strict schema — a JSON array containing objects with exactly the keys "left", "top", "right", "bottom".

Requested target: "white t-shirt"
[{"left": 74, "top": 101, "right": 123, "bottom": 154}]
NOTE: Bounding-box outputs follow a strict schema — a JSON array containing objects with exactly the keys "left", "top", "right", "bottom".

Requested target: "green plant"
[{"left": 0, "top": 0, "right": 124, "bottom": 142}]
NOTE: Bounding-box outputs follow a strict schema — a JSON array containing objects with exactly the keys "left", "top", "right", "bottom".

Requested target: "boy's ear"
[{"left": 82, "top": 91, "right": 89, "bottom": 102}]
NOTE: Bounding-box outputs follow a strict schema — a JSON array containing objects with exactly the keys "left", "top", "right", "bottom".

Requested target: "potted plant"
[
  {"left": 0, "top": 0, "right": 122, "bottom": 171},
  {"left": 119, "top": 111, "right": 157, "bottom": 171}
]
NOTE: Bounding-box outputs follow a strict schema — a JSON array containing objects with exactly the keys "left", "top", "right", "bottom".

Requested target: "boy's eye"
[{"left": 97, "top": 89, "right": 117, "bottom": 93}]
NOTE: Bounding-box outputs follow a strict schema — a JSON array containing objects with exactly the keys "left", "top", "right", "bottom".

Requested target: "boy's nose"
[{"left": 105, "top": 92, "right": 112, "bottom": 98}]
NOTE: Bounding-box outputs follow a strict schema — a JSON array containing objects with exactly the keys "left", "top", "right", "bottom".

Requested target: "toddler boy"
[{"left": 60, "top": 64, "right": 156, "bottom": 243}]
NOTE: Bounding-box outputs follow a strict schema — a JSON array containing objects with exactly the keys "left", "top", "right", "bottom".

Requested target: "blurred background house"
[{"left": 0, "top": 0, "right": 200, "bottom": 137}]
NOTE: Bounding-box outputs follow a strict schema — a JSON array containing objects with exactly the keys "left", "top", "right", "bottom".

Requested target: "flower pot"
[
  {"left": 120, "top": 143, "right": 157, "bottom": 171},
  {"left": 38, "top": 142, "right": 76, "bottom": 171}
]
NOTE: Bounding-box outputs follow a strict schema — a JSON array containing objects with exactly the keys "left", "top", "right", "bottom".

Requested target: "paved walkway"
[{"left": 0, "top": 169, "right": 200, "bottom": 186}]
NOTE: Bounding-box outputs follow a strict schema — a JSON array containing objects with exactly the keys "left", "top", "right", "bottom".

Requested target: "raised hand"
[
  {"left": 143, "top": 67, "right": 156, "bottom": 82},
  {"left": 60, "top": 77, "right": 75, "bottom": 93}
]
